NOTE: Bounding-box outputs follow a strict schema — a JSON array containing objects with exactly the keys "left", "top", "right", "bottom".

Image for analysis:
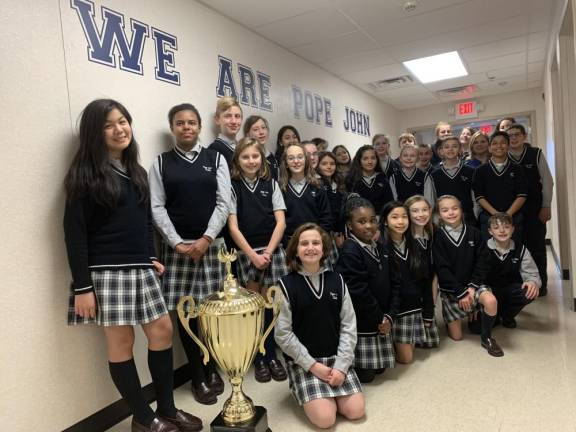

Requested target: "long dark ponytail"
[{"left": 64, "top": 99, "right": 149, "bottom": 207}]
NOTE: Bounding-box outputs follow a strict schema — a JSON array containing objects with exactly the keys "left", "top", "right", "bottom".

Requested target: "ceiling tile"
[
  {"left": 468, "top": 52, "right": 527, "bottom": 74},
  {"left": 196, "top": 0, "right": 332, "bottom": 27},
  {"left": 291, "top": 31, "right": 379, "bottom": 63},
  {"left": 342, "top": 63, "right": 409, "bottom": 85},
  {"left": 528, "top": 47, "right": 546, "bottom": 62},
  {"left": 320, "top": 49, "right": 398, "bottom": 75},
  {"left": 461, "top": 36, "right": 527, "bottom": 63},
  {"left": 528, "top": 31, "right": 548, "bottom": 49},
  {"left": 255, "top": 7, "right": 357, "bottom": 48},
  {"left": 528, "top": 61, "right": 545, "bottom": 74}
]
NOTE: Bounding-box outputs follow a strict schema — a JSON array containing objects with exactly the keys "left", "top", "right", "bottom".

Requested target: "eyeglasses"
[
  {"left": 507, "top": 132, "right": 523, "bottom": 138},
  {"left": 287, "top": 154, "right": 305, "bottom": 162}
]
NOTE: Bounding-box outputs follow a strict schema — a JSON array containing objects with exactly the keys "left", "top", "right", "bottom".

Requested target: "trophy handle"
[
  {"left": 176, "top": 295, "right": 210, "bottom": 365},
  {"left": 258, "top": 285, "right": 282, "bottom": 355}
]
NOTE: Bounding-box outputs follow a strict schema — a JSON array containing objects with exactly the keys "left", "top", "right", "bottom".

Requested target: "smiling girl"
[
  {"left": 65, "top": 99, "right": 201, "bottom": 431},
  {"left": 209, "top": 96, "right": 243, "bottom": 168},
  {"left": 275, "top": 223, "right": 364, "bottom": 429}
]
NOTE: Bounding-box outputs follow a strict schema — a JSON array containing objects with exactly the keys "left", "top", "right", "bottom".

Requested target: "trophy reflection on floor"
[{"left": 177, "top": 248, "right": 281, "bottom": 432}]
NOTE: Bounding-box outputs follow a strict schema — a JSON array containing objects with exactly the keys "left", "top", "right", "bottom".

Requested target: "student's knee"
[
  {"left": 339, "top": 395, "right": 365, "bottom": 420},
  {"left": 395, "top": 346, "right": 413, "bottom": 364},
  {"left": 308, "top": 411, "right": 336, "bottom": 429},
  {"left": 480, "top": 292, "right": 498, "bottom": 314},
  {"left": 146, "top": 315, "right": 174, "bottom": 346},
  {"left": 447, "top": 321, "right": 463, "bottom": 340}
]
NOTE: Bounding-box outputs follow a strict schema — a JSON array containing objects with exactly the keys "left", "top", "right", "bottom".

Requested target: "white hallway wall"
[
  {"left": 0, "top": 0, "right": 560, "bottom": 430},
  {"left": 0, "top": 0, "right": 398, "bottom": 430}
]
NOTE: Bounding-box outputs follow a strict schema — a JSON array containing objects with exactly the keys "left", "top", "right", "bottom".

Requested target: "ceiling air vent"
[
  {"left": 436, "top": 84, "right": 478, "bottom": 98},
  {"left": 368, "top": 75, "right": 414, "bottom": 91}
]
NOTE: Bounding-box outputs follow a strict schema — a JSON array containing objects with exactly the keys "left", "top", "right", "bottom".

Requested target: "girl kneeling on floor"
[{"left": 275, "top": 223, "right": 365, "bottom": 429}]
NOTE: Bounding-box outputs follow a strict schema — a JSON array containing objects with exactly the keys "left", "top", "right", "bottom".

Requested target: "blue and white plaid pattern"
[
  {"left": 440, "top": 285, "right": 492, "bottom": 324},
  {"left": 161, "top": 241, "right": 226, "bottom": 309},
  {"left": 286, "top": 356, "right": 362, "bottom": 405},
  {"left": 237, "top": 247, "right": 289, "bottom": 288},
  {"left": 68, "top": 268, "right": 167, "bottom": 326},
  {"left": 393, "top": 312, "right": 427, "bottom": 345},
  {"left": 354, "top": 333, "right": 395, "bottom": 369}
]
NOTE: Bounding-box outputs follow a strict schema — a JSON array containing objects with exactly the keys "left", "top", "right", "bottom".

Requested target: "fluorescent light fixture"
[{"left": 403, "top": 51, "right": 468, "bottom": 84}]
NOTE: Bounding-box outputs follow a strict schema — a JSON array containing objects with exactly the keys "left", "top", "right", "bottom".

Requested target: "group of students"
[{"left": 63, "top": 96, "right": 552, "bottom": 432}]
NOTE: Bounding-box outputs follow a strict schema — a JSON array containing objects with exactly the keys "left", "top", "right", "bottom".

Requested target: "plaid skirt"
[
  {"left": 354, "top": 333, "right": 395, "bottom": 369},
  {"left": 286, "top": 356, "right": 362, "bottom": 405},
  {"left": 161, "top": 240, "right": 227, "bottom": 309},
  {"left": 393, "top": 312, "right": 426, "bottom": 345},
  {"left": 237, "top": 247, "right": 289, "bottom": 288},
  {"left": 416, "top": 318, "right": 440, "bottom": 348},
  {"left": 440, "top": 286, "right": 492, "bottom": 324},
  {"left": 68, "top": 268, "right": 168, "bottom": 326}
]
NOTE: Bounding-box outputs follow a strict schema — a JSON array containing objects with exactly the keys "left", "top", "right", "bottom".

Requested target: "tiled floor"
[{"left": 110, "top": 254, "right": 576, "bottom": 431}]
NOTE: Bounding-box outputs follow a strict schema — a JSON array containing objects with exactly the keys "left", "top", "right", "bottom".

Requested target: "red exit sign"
[{"left": 455, "top": 101, "right": 478, "bottom": 119}]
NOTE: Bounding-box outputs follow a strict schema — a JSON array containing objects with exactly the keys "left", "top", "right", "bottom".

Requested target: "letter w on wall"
[{"left": 71, "top": 0, "right": 148, "bottom": 75}]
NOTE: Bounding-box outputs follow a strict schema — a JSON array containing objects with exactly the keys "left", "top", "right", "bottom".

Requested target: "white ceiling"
[{"left": 197, "top": 0, "right": 559, "bottom": 110}]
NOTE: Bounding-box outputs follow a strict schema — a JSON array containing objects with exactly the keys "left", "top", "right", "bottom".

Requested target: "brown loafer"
[
  {"left": 254, "top": 360, "right": 271, "bottom": 383},
  {"left": 268, "top": 359, "right": 287, "bottom": 381},
  {"left": 481, "top": 337, "right": 504, "bottom": 357},
  {"left": 159, "top": 409, "right": 203, "bottom": 432},
  {"left": 131, "top": 417, "right": 178, "bottom": 432},
  {"left": 208, "top": 371, "right": 225, "bottom": 395},
  {"left": 192, "top": 381, "right": 217, "bottom": 405}
]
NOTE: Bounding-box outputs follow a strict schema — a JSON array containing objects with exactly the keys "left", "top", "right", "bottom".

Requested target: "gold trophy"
[{"left": 177, "top": 248, "right": 281, "bottom": 432}]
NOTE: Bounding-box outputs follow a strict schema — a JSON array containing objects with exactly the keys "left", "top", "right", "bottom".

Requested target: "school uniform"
[
  {"left": 509, "top": 144, "right": 554, "bottom": 292},
  {"left": 349, "top": 173, "right": 394, "bottom": 215},
  {"left": 266, "top": 151, "right": 280, "bottom": 180},
  {"left": 389, "top": 167, "right": 429, "bottom": 202},
  {"left": 433, "top": 224, "right": 490, "bottom": 323},
  {"left": 336, "top": 235, "right": 400, "bottom": 370},
  {"left": 465, "top": 158, "right": 483, "bottom": 169},
  {"left": 209, "top": 134, "right": 235, "bottom": 168},
  {"left": 378, "top": 156, "right": 399, "bottom": 179},
  {"left": 470, "top": 238, "right": 540, "bottom": 320},
  {"left": 230, "top": 176, "right": 288, "bottom": 287},
  {"left": 418, "top": 163, "right": 434, "bottom": 176},
  {"left": 390, "top": 238, "right": 440, "bottom": 347},
  {"left": 65, "top": 162, "right": 167, "bottom": 326},
  {"left": 427, "top": 162, "right": 477, "bottom": 226},
  {"left": 320, "top": 179, "right": 346, "bottom": 266},
  {"left": 282, "top": 178, "right": 332, "bottom": 247},
  {"left": 472, "top": 158, "right": 528, "bottom": 241},
  {"left": 149, "top": 144, "right": 230, "bottom": 307},
  {"left": 275, "top": 269, "right": 362, "bottom": 405},
  {"left": 413, "top": 235, "right": 440, "bottom": 347}
]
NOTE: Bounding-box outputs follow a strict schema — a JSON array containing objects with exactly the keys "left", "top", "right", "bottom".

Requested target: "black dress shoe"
[
  {"left": 481, "top": 337, "right": 504, "bottom": 357},
  {"left": 209, "top": 370, "right": 225, "bottom": 395},
  {"left": 192, "top": 381, "right": 217, "bottom": 405},
  {"left": 254, "top": 360, "right": 271, "bottom": 383},
  {"left": 159, "top": 409, "right": 203, "bottom": 432},
  {"left": 268, "top": 358, "right": 287, "bottom": 381},
  {"left": 131, "top": 417, "right": 178, "bottom": 432}
]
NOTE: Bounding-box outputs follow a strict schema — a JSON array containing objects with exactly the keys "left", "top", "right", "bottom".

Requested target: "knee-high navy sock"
[
  {"left": 481, "top": 311, "right": 497, "bottom": 341},
  {"left": 109, "top": 359, "right": 155, "bottom": 426},
  {"left": 148, "top": 348, "right": 177, "bottom": 418},
  {"left": 176, "top": 318, "right": 206, "bottom": 384}
]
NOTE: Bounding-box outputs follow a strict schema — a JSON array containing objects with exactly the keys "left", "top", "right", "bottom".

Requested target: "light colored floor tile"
[{"left": 110, "top": 252, "right": 576, "bottom": 431}]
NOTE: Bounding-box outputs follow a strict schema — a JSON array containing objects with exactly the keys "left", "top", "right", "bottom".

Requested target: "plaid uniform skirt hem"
[
  {"left": 237, "top": 247, "right": 289, "bottom": 288},
  {"left": 416, "top": 318, "right": 441, "bottom": 348},
  {"left": 161, "top": 241, "right": 226, "bottom": 309},
  {"left": 68, "top": 268, "right": 168, "bottom": 326},
  {"left": 354, "top": 333, "right": 395, "bottom": 369},
  {"left": 286, "top": 356, "right": 362, "bottom": 405},
  {"left": 440, "top": 286, "right": 492, "bottom": 324},
  {"left": 393, "top": 312, "right": 427, "bottom": 345}
]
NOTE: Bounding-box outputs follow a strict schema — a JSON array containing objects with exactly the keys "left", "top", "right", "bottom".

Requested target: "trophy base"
[{"left": 210, "top": 406, "right": 271, "bottom": 432}]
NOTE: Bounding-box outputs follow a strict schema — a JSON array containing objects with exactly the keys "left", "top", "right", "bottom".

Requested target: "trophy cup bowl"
[{"left": 177, "top": 248, "right": 281, "bottom": 431}]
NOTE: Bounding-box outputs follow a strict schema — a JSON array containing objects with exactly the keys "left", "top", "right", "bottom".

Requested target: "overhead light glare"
[{"left": 403, "top": 51, "right": 468, "bottom": 84}]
